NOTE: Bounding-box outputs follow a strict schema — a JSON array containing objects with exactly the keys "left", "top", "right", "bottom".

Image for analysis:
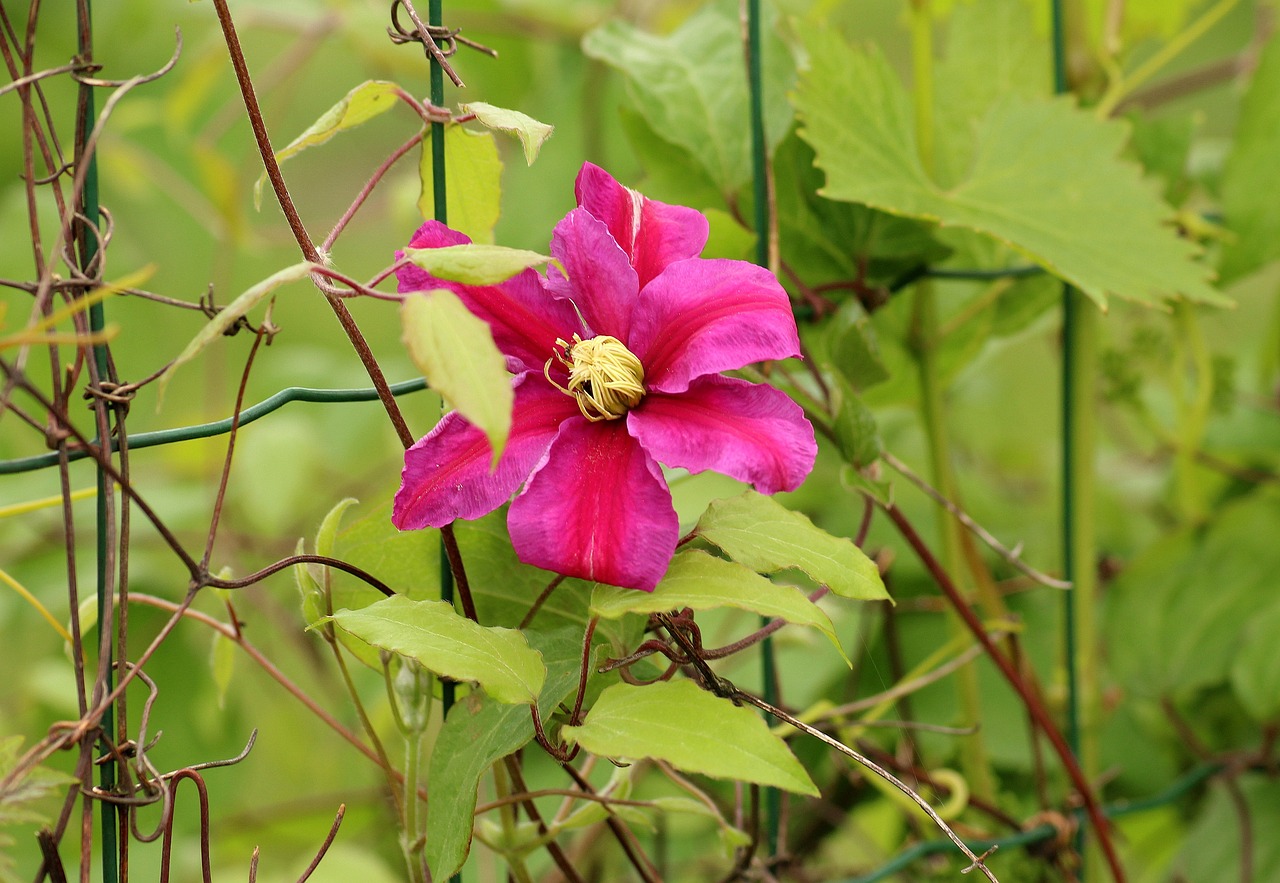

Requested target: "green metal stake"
[
  {"left": 745, "top": 0, "right": 783, "bottom": 857},
  {"left": 425, "top": 5, "right": 462, "bottom": 882},
  {"left": 1050, "top": 0, "right": 1100, "bottom": 875},
  {"left": 76, "top": 3, "right": 119, "bottom": 881}
]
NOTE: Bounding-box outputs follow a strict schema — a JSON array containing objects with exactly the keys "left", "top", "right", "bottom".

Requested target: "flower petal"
[
  {"left": 392, "top": 375, "right": 578, "bottom": 530},
  {"left": 628, "top": 375, "right": 816, "bottom": 494},
  {"left": 628, "top": 259, "right": 801, "bottom": 394},
  {"left": 396, "top": 221, "right": 578, "bottom": 373},
  {"left": 574, "top": 162, "right": 709, "bottom": 289},
  {"left": 547, "top": 207, "right": 640, "bottom": 341},
  {"left": 508, "top": 419, "right": 678, "bottom": 591}
]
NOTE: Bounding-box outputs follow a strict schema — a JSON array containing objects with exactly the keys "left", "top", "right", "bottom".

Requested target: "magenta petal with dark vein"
[
  {"left": 396, "top": 221, "right": 578, "bottom": 374},
  {"left": 508, "top": 419, "right": 679, "bottom": 592},
  {"left": 627, "top": 258, "right": 801, "bottom": 394},
  {"left": 392, "top": 375, "right": 578, "bottom": 530},
  {"left": 627, "top": 374, "right": 817, "bottom": 495},
  {"left": 573, "top": 162, "right": 709, "bottom": 290},
  {"left": 546, "top": 207, "right": 640, "bottom": 341}
]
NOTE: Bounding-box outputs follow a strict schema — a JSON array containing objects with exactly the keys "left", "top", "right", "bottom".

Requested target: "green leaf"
[
  {"left": 1106, "top": 492, "right": 1280, "bottom": 699},
  {"left": 823, "top": 304, "right": 891, "bottom": 392},
  {"left": 774, "top": 133, "right": 949, "bottom": 292},
  {"left": 1178, "top": 775, "right": 1280, "bottom": 881},
  {"left": 157, "top": 261, "right": 316, "bottom": 406},
  {"left": 401, "top": 244, "right": 554, "bottom": 287},
  {"left": 425, "top": 628, "right": 582, "bottom": 879},
  {"left": 695, "top": 491, "right": 888, "bottom": 601},
  {"left": 827, "top": 370, "right": 882, "bottom": 469},
  {"left": 1230, "top": 600, "right": 1280, "bottom": 722},
  {"left": 561, "top": 680, "right": 818, "bottom": 796},
  {"left": 460, "top": 101, "right": 554, "bottom": 165},
  {"left": 1219, "top": 34, "right": 1280, "bottom": 283},
  {"left": 332, "top": 499, "right": 440, "bottom": 605},
  {"left": 210, "top": 630, "right": 235, "bottom": 708},
  {"left": 325, "top": 595, "right": 544, "bottom": 705},
  {"left": 419, "top": 126, "right": 502, "bottom": 244},
  {"left": 293, "top": 536, "right": 327, "bottom": 633},
  {"left": 315, "top": 497, "right": 359, "bottom": 559},
  {"left": 933, "top": 0, "right": 1049, "bottom": 188},
  {"left": 582, "top": 1, "right": 793, "bottom": 194},
  {"left": 454, "top": 511, "right": 641, "bottom": 653},
  {"left": 794, "top": 38, "right": 1224, "bottom": 309},
  {"left": 0, "top": 736, "right": 77, "bottom": 819},
  {"left": 254, "top": 80, "right": 402, "bottom": 209},
  {"left": 401, "top": 290, "right": 513, "bottom": 464},
  {"left": 590, "top": 550, "right": 848, "bottom": 664}
]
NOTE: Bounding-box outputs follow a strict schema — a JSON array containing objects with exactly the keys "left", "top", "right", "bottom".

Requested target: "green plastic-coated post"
[
  {"left": 746, "top": 0, "right": 783, "bottom": 858},
  {"left": 425, "top": 5, "right": 461, "bottom": 882},
  {"left": 76, "top": 3, "right": 118, "bottom": 881}
]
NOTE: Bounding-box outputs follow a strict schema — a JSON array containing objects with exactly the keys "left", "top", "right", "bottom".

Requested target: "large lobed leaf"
[
  {"left": 561, "top": 680, "right": 818, "bottom": 796},
  {"left": 1106, "top": 492, "right": 1280, "bottom": 702},
  {"left": 324, "top": 595, "right": 544, "bottom": 705},
  {"left": 1219, "top": 34, "right": 1280, "bottom": 284},
  {"left": 582, "top": 1, "right": 792, "bottom": 195},
  {"left": 695, "top": 491, "right": 888, "bottom": 601},
  {"left": 793, "top": 35, "right": 1224, "bottom": 310}
]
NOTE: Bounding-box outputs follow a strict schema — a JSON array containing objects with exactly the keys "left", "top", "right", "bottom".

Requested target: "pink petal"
[
  {"left": 574, "top": 163, "right": 709, "bottom": 289},
  {"left": 628, "top": 375, "right": 816, "bottom": 494},
  {"left": 395, "top": 221, "right": 578, "bottom": 374},
  {"left": 628, "top": 258, "right": 801, "bottom": 394},
  {"left": 392, "top": 375, "right": 579, "bottom": 530},
  {"left": 547, "top": 207, "right": 640, "bottom": 341},
  {"left": 508, "top": 419, "right": 678, "bottom": 592}
]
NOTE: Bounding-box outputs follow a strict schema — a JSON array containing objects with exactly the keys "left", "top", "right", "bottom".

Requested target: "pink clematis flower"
[{"left": 392, "top": 163, "right": 817, "bottom": 591}]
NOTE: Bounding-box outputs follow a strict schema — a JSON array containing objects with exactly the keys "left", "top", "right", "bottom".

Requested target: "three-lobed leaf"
[
  {"left": 1219, "top": 34, "right": 1280, "bottom": 283},
  {"left": 325, "top": 595, "right": 544, "bottom": 705},
  {"left": 582, "top": 2, "right": 792, "bottom": 195},
  {"left": 401, "top": 289, "right": 513, "bottom": 465},
  {"left": 695, "top": 492, "right": 888, "bottom": 601},
  {"left": 562, "top": 681, "right": 818, "bottom": 796},
  {"left": 793, "top": 36, "right": 1224, "bottom": 310},
  {"left": 591, "top": 550, "right": 849, "bottom": 664}
]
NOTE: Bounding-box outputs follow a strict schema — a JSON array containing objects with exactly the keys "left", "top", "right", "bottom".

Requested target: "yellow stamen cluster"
[{"left": 545, "top": 334, "right": 645, "bottom": 421}]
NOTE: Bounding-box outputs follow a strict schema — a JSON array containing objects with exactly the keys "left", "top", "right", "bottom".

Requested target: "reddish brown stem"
[{"left": 882, "top": 502, "right": 1126, "bottom": 882}]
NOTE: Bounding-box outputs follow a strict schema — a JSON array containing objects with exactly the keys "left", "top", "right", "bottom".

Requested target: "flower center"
[{"left": 545, "top": 334, "right": 645, "bottom": 422}]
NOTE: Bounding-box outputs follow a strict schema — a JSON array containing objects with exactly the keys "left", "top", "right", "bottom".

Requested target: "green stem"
[
  {"left": 905, "top": 1, "right": 993, "bottom": 800},
  {"left": 1062, "top": 288, "right": 1101, "bottom": 873},
  {"left": 1171, "top": 302, "right": 1213, "bottom": 523},
  {"left": 404, "top": 727, "right": 426, "bottom": 883},
  {"left": 746, "top": 0, "right": 783, "bottom": 856},
  {"left": 910, "top": 283, "right": 996, "bottom": 802},
  {"left": 1095, "top": 0, "right": 1240, "bottom": 116},
  {"left": 75, "top": 2, "right": 120, "bottom": 878},
  {"left": 908, "top": 0, "right": 935, "bottom": 172}
]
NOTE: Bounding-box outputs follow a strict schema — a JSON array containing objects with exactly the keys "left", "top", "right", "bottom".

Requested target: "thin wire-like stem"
[
  {"left": 738, "top": 690, "right": 1000, "bottom": 882},
  {"left": 881, "top": 451, "right": 1071, "bottom": 589},
  {"left": 208, "top": 0, "right": 415, "bottom": 450}
]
